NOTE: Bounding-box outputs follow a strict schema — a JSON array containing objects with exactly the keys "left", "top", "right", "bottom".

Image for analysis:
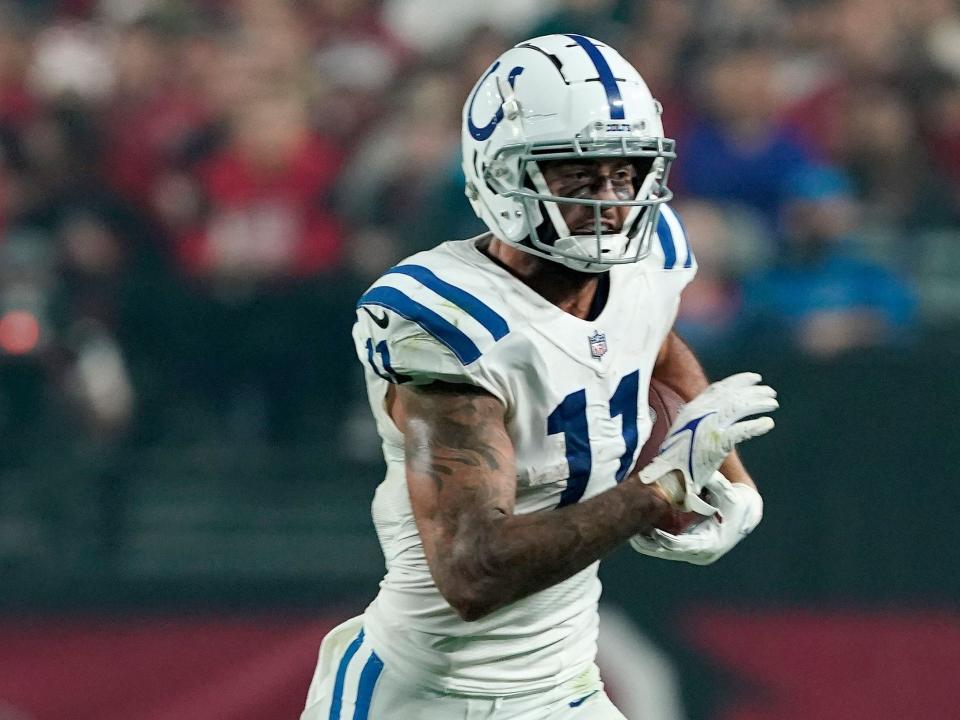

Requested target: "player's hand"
[
  {"left": 637, "top": 372, "right": 777, "bottom": 514},
  {"left": 629, "top": 472, "right": 763, "bottom": 564}
]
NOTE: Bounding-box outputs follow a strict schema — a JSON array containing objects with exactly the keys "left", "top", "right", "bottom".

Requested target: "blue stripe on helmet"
[
  {"left": 656, "top": 211, "right": 677, "bottom": 269},
  {"left": 328, "top": 629, "right": 365, "bottom": 720},
  {"left": 565, "top": 34, "right": 625, "bottom": 120},
  {"left": 351, "top": 650, "right": 384, "bottom": 720},
  {"left": 386, "top": 265, "right": 509, "bottom": 341},
  {"left": 358, "top": 286, "right": 483, "bottom": 364}
]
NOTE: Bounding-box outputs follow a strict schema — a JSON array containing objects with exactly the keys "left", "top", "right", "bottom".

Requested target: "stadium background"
[{"left": 1, "top": 0, "right": 959, "bottom": 718}]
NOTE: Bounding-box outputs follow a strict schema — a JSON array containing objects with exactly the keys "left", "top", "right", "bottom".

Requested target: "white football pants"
[{"left": 301, "top": 616, "right": 627, "bottom": 720}]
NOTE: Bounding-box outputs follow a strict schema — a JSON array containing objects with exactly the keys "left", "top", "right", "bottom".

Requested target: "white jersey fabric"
[{"left": 351, "top": 206, "right": 696, "bottom": 697}]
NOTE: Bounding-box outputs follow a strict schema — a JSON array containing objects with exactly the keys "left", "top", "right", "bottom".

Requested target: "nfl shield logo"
[{"left": 588, "top": 330, "right": 607, "bottom": 359}]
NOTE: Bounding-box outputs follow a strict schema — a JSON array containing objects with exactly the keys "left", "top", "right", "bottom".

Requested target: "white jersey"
[{"left": 351, "top": 206, "right": 696, "bottom": 697}]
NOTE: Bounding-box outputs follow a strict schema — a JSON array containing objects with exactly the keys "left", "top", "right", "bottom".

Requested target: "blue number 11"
[{"left": 547, "top": 370, "right": 640, "bottom": 508}]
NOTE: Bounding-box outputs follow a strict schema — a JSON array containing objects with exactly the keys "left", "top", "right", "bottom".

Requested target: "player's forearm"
[
  {"left": 432, "top": 477, "right": 671, "bottom": 621},
  {"left": 652, "top": 331, "right": 709, "bottom": 399},
  {"left": 653, "top": 332, "right": 755, "bottom": 488},
  {"left": 402, "top": 380, "right": 670, "bottom": 622}
]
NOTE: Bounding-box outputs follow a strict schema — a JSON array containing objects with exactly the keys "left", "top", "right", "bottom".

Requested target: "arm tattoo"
[
  {"left": 405, "top": 386, "right": 506, "bottom": 492},
  {"left": 401, "top": 381, "right": 670, "bottom": 620}
]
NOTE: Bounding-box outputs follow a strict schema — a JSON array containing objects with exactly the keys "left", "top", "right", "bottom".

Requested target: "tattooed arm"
[{"left": 395, "top": 381, "right": 672, "bottom": 622}]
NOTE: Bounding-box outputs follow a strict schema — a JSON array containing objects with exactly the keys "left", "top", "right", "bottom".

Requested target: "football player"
[{"left": 303, "top": 34, "right": 778, "bottom": 720}]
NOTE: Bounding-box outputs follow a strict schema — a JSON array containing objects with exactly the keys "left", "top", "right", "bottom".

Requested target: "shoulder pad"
[
  {"left": 649, "top": 204, "right": 695, "bottom": 271},
  {"left": 357, "top": 261, "right": 510, "bottom": 366}
]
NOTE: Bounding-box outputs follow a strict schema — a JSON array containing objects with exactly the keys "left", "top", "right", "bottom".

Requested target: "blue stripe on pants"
[
  {"left": 328, "top": 630, "right": 365, "bottom": 720},
  {"left": 352, "top": 651, "right": 384, "bottom": 720}
]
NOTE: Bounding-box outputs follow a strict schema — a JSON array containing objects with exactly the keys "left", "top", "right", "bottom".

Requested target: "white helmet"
[{"left": 462, "top": 34, "right": 675, "bottom": 273}]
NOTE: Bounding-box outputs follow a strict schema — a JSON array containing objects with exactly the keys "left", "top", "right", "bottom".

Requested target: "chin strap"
[{"left": 525, "top": 161, "right": 573, "bottom": 239}]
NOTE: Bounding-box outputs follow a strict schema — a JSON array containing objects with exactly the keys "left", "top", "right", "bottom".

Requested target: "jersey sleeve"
[
  {"left": 635, "top": 203, "right": 697, "bottom": 346},
  {"left": 352, "top": 263, "right": 513, "bottom": 406}
]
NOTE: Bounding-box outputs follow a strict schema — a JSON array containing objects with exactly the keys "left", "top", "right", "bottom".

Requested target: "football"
[{"left": 635, "top": 378, "right": 711, "bottom": 534}]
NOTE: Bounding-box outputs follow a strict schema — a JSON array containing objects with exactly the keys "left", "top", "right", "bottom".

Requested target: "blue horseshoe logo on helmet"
[{"left": 467, "top": 62, "right": 525, "bottom": 141}]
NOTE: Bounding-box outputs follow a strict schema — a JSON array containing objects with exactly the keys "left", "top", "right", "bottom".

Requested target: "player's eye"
[{"left": 564, "top": 170, "right": 592, "bottom": 183}]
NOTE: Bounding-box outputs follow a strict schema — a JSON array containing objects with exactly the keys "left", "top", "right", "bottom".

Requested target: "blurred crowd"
[{"left": 0, "top": 0, "right": 958, "bottom": 444}]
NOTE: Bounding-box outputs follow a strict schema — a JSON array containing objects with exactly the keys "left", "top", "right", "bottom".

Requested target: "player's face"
[{"left": 541, "top": 159, "right": 639, "bottom": 234}]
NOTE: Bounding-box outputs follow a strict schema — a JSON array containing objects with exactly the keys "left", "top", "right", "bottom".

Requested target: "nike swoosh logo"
[
  {"left": 569, "top": 690, "right": 599, "bottom": 708},
  {"left": 662, "top": 412, "right": 716, "bottom": 477},
  {"left": 659, "top": 434, "right": 686, "bottom": 455},
  {"left": 362, "top": 307, "right": 389, "bottom": 328}
]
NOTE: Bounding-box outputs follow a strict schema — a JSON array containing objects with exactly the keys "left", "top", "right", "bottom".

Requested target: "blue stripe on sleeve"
[
  {"left": 656, "top": 211, "right": 677, "bottom": 269},
  {"left": 565, "top": 34, "right": 625, "bottom": 120},
  {"left": 358, "top": 286, "right": 483, "bottom": 364},
  {"left": 662, "top": 206, "right": 694, "bottom": 268},
  {"left": 351, "top": 651, "right": 385, "bottom": 720},
  {"left": 386, "top": 265, "right": 509, "bottom": 341},
  {"left": 329, "top": 629, "right": 365, "bottom": 720}
]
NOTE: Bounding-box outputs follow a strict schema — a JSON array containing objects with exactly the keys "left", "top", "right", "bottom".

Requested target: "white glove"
[
  {"left": 638, "top": 372, "right": 778, "bottom": 515},
  {"left": 630, "top": 472, "right": 763, "bottom": 565}
]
